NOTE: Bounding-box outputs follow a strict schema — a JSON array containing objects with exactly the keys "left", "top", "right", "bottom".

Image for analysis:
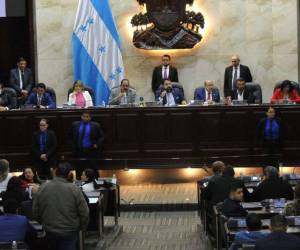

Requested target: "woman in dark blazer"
[{"left": 257, "top": 107, "right": 282, "bottom": 168}]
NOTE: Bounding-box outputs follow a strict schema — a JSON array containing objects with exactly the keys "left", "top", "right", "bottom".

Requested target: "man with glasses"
[{"left": 31, "top": 119, "right": 57, "bottom": 179}]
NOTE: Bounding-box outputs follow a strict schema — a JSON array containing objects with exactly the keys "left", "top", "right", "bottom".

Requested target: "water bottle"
[
  {"left": 11, "top": 241, "right": 17, "bottom": 250},
  {"left": 102, "top": 100, "right": 106, "bottom": 107},
  {"left": 124, "top": 93, "right": 128, "bottom": 104}
]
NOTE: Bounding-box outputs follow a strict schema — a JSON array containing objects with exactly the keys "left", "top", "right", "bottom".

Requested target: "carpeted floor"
[{"left": 107, "top": 211, "right": 212, "bottom": 250}]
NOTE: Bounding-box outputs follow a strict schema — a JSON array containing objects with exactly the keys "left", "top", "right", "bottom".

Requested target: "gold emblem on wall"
[{"left": 131, "top": 0, "right": 205, "bottom": 50}]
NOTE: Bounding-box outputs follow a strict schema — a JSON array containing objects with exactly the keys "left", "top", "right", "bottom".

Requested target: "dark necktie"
[
  {"left": 40, "top": 132, "right": 46, "bottom": 153},
  {"left": 233, "top": 67, "right": 238, "bottom": 90},
  {"left": 37, "top": 96, "right": 42, "bottom": 106},
  {"left": 163, "top": 67, "right": 167, "bottom": 79},
  {"left": 21, "top": 71, "right": 25, "bottom": 89},
  {"left": 270, "top": 120, "right": 273, "bottom": 140},
  {"left": 78, "top": 123, "right": 87, "bottom": 148}
]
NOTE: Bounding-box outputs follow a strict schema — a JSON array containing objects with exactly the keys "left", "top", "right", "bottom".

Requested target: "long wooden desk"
[{"left": 1, "top": 105, "right": 300, "bottom": 169}]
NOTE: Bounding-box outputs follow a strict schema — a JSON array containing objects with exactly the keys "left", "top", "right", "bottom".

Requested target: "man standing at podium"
[
  {"left": 152, "top": 55, "right": 179, "bottom": 94},
  {"left": 69, "top": 111, "right": 104, "bottom": 178}
]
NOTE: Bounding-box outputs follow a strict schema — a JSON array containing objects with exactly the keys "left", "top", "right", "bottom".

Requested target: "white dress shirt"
[
  {"left": 232, "top": 65, "right": 240, "bottom": 89},
  {"left": 18, "top": 69, "right": 24, "bottom": 89},
  {"left": 0, "top": 173, "right": 13, "bottom": 193},
  {"left": 237, "top": 90, "right": 244, "bottom": 101},
  {"left": 165, "top": 92, "right": 176, "bottom": 106}
]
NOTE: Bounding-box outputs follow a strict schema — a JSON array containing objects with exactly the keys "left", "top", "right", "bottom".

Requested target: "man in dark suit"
[
  {"left": 26, "top": 83, "right": 55, "bottom": 109},
  {"left": 31, "top": 119, "right": 57, "bottom": 179},
  {"left": 251, "top": 166, "right": 293, "bottom": 202},
  {"left": 224, "top": 55, "right": 252, "bottom": 98},
  {"left": 194, "top": 80, "right": 220, "bottom": 103},
  {"left": 0, "top": 82, "right": 15, "bottom": 111},
  {"left": 156, "top": 79, "right": 186, "bottom": 106},
  {"left": 222, "top": 181, "right": 248, "bottom": 218},
  {"left": 255, "top": 215, "right": 300, "bottom": 250},
  {"left": 152, "top": 55, "right": 179, "bottom": 94},
  {"left": 69, "top": 111, "right": 104, "bottom": 178},
  {"left": 231, "top": 78, "right": 255, "bottom": 104},
  {"left": 9, "top": 57, "right": 34, "bottom": 105}
]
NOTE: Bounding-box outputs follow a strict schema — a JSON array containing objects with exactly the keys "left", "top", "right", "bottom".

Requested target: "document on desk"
[{"left": 242, "top": 202, "right": 263, "bottom": 210}]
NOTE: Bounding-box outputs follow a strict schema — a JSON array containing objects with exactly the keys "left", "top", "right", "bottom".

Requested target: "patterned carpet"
[{"left": 107, "top": 211, "right": 212, "bottom": 250}]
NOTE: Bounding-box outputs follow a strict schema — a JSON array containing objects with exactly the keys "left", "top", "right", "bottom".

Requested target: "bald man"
[
  {"left": 224, "top": 55, "right": 252, "bottom": 98},
  {"left": 194, "top": 80, "right": 220, "bottom": 104}
]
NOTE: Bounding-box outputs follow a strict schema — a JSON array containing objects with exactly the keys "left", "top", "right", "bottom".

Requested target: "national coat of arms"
[{"left": 131, "top": 0, "right": 205, "bottom": 50}]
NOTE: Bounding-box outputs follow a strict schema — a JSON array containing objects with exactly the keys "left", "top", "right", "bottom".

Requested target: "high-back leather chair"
[
  {"left": 2, "top": 87, "right": 17, "bottom": 109},
  {"left": 32, "top": 87, "right": 57, "bottom": 105},
  {"left": 274, "top": 80, "right": 300, "bottom": 94},
  {"left": 246, "top": 82, "right": 262, "bottom": 104}
]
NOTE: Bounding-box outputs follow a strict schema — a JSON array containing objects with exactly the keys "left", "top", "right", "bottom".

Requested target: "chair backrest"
[
  {"left": 32, "top": 87, "right": 57, "bottom": 105},
  {"left": 2, "top": 87, "right": 17, "bottom": 109},
  {"left": 245, "top": 82, "right": 262, "bottom": 104},
  {"left": 274, "top": 80, "right": 300, "bottom": 94}
]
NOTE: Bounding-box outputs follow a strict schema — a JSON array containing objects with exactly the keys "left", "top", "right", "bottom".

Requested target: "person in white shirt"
[
  {"left": 68, "top": 80, "right": 93, "bottom": 108},
  {"left": 81, "top": 168, "right": 97, "bottom": 192},
  {"left": 0, "top": 159, "right": 12, "bottom": 193}
]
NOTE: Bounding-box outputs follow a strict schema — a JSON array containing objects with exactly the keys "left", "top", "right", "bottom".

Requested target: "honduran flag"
[{"left": 72, "top": 0, "right": 124, "bottom": 106}]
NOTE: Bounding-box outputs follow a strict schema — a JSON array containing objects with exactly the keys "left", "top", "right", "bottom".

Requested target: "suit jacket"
[
  {"left": 254, "top": 231, "right": 300, "bottom": 250},
  {"left": 251, "top": 177, "right": 294, "bottom": 202},
  {"left": 224, "top": 64, "right": 252, "bottom": 97},
  {"left": 0, "top": 92, "right": 15, "bottom": 109},
  {"left": 231, "top": 86, "right": 255, "bottom": 104},
  {"left": 157, "top": 88, "right": 185, "bottom": 105},
  {"left": 108, "top": 88, "right": 136, "bottom": 105},
  {"left": 31, "top": 130, "right": 57, "bottom": 160},
  {"left": 256, "top": 118, "right": 282, "bottom": 146},
  {"left": 26, "top": 92, "right": 56, "bottom": 109},
  {"left": 152, "top": 65, "right": 179, "bottom": 93},
  {"left": 69, "top": 121, "right": 104, "bottom": 153},
  {"left": 271, "top": 89, "right": 300, "bottom": 104},
  {"left": 222, "top": 198, "right": 248, "bottom": 218},
  {"left": 194, "top": 88, "right": 220, "bottom": 103},
  {"left": 201, "top": 175, "right": 250, "bottom": 205},
  {"left": 9, "top": 68, "right": 33, "bottom": 95}
]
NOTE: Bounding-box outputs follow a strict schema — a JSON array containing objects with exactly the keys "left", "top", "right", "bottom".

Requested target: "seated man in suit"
[
  {"left": 0, "top": 82, "right": 15, "bottom": 111},
  {"left": 68, "top": 111, "right": 104, "bottom": 178},
  {"left": 224, "top": 55, "right": 252, "bottom": 98},
  {"left": 152, "top": 55, "right": 179, "bottom": 94},
  {"left": 229, "top": 214, "right": 268, "bottom": 250},
  {"left": 108, "top": 79, "right": 136, "bottom": 105},
  {"left": 194, "top": 80, "right": 220, "bottom": 104},
  {"left": 251, "top": 166, "right": 294, "bottom": 202},
  {"left": 9, "top": 57, "right": 34, "bottom": 105},
  {"left": 284, "top": 183, "right": 300, "bottom": 216},
  {"left": 255, "top": 215, "right": 300, "bottom": 250},
  {"left": 222, "top": 181, "right": 248, "bottom": 218},
  {"left": 231, "top": 78, "right": 255, "bottom": 104},
  {"left": 156, "top": 79, "right": 186, "bottom": 106},
  {"left": 26, "top": 83, "right": 55, "bottom": 109},
  {"left": 31, "top": 119, "right": 57, "bottom": 179}
]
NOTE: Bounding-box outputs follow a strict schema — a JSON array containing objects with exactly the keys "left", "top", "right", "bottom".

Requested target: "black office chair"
[
  {"left": 67, "top": 86, "right": 95, "bottom": 105},
  {"left": 2, "top": 87, "right": 17, "bottom": 109},
  {"left": 246, "top": 82, "right": 262, "bottom": 104},
  {"left": 274, "top": 80, "right": 299, "bottom": 94}
]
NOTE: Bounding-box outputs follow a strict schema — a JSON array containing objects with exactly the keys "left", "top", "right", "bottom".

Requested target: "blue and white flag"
[{"left": 72, "top": 0, "right": 124, "bottom": 105}]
